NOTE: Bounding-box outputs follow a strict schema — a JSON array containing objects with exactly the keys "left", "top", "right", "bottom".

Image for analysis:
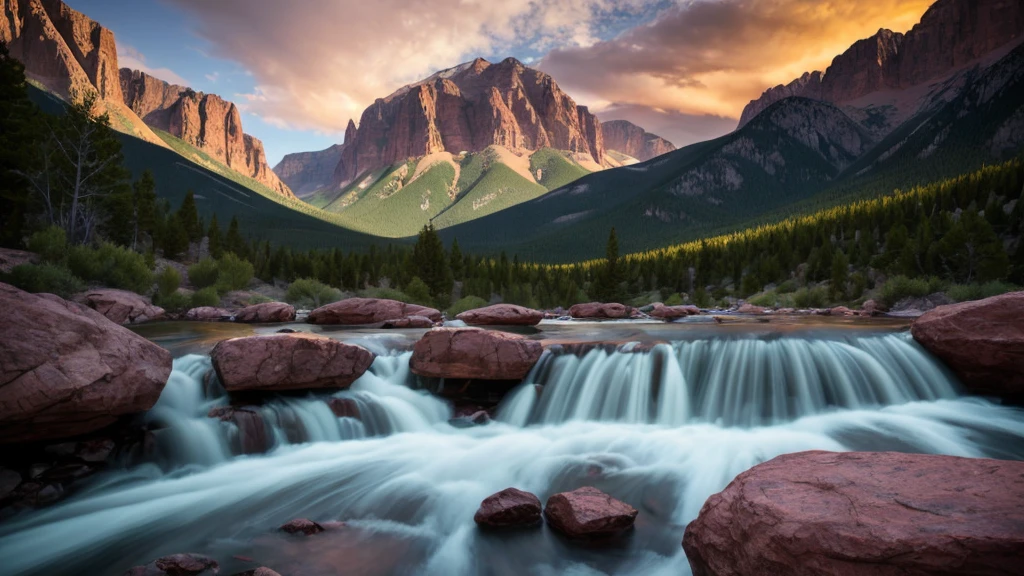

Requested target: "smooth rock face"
[
  {"left": 568, "top": 302, "right": 630, "bottom": 319},
  {"left": 185, "top": 307, "right": 233, "bottom": 321},
  {"left": 233, "top": 302, "right": 296, "bottom": 323},
  {"left": 544, "top": 486, "right": 638, "bottom": 539},
  {"left": 457, "top": 304, "right": 544, "bottom": 326},
  {"left": 682, "top": 451, "right": 1024, "bottom": 576},
  {"left": 409, "top": 328, "right": 543, "bottom": 380},
  {"left": 911, "top": 291, "right": 1024, "bottom": 398},
  {"left": 381, "top": 315, "right": 435, "bottom": 329},
  {"left": 123, "top": 553, "right": 219, "bottom": 576},
  {"left": 0, "top": 283, "right": 172, "bottom": 443},
  {"left": 601, "top": 119, "right": 676, "bottom": 162},
  {"left": 279, "top": 518, "right": 324, "bottom": 536},
  {"left": 736, "top": 303, "right": 766, "bottom": 315},
  {"left": 474, "top": 487, "right": 542, "bottom": 528},
  {"left": 307, "top": 298, "right": 441, "bottom": 325},
  {"left": 649, "top": 303, "right": 700, "bottom": 320},
  {"left": 210, "top": 333, "right": 374, "bottom": 392},
  {"left": 77, "top": 289, "right": 165, "bottom": 325},
  {"left": 273, "top": 144, "right": 344, "bottom": 196}
]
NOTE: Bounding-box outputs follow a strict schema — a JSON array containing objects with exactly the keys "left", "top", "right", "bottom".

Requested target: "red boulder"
[
  {"left": 457, "top": 304, "right": 544, "bottom": 326},
  {"left": 280, "top": 518, "right": 324, "bottom": 536},
  {"left": 649, "top": 303, "right": 700, "bottom": 320},
  {"left": 77, "top": 288, "right": 165, "bottom": 324},
  {"left": 381, "top": 315, "right": 435, "bottom": 328},
  {"left": 568, "top": 302, "right": 630, "bottom": 319},
  {"left": 123, "top": 553, "right": 218, "bottom": 576},
  {"left": 544, "top": 486, "right": 638, "bottom": 539},
  {"left": 474, "top": 487, "right": 542, "bottom": 528},
  {"left": 211, "top": 333, "right": 374, "bottom": 392},
  {"left": 409, "top": 328, "right": 542, "bottom": 380},
  {"left": 307, "top": 297, "right": 441, "bottom": 325},
  {"left": 234, "top": 302, "right": 295, "bottom": 323}
]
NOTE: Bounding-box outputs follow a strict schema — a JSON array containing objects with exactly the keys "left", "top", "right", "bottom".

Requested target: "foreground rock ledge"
[
  {"left": 474, "top": 487, "right": 542, "bottom": 528},
  {"left": 682, "top": 451, "right": 1024, "bottom": 576},
  {"left": 0, "top": 283, "right": 172, "bottom": 443},
  {"left": 544, "top": 486, "right": 638, "bottom": 539},
  {"left": 308, "top": 297, "right": 441, "bottom": 325},
  {"left": 211, "top": 333, "right": 375, "bottom": 391},
  {"left": 410, "top": 328, "right": 543, "bottom": 380},
  {"left": 911, "top": 291, "right": 1024, "bottom": 399},
  {"left": 457, "top": 304, "right": 544, "bottom": 326}
]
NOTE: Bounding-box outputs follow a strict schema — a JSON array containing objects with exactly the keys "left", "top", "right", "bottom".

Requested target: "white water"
[{"left": 1, "top": 332, "right": 1023, "bottom": 576}]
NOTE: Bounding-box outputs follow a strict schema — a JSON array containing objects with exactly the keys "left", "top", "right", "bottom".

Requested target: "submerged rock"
[
  {"left": 76, "top": 288, "right": 165, "bottom": 324},
  {"left": 568, "top": 302, "right": 630, "bottom": 319},
  {"left": 409, "top": 328, "right": 542, "bottom": 380},
  {"left": 123, "top": 553, "right": 219, "bottom": 575},
  {"left": 307, "top": 297, "right": 441, "bottom": 325},
  {"left": 474, "top": 487, "right": 542, "bottom": 528},
  {"left": 211, "top": 333, "right": 374, "bottom": 392},
  {"left": 381, "top": 315, "right": 435, "bottom": 328},
  {"left": 234, "top": 302, "right": 295, "bottom": 323},
  {"left": 682, "top": 451, "right": 1024, "bottom": 576},
  {"left": 457, "top": 304, "right": 544, "bottom": 326},
  {"left": 911, "top": 291, "right": 1024, "bottom": 399},
  {"left": 544, "top": 486, "right": 638, "bottom": 539},
  {"left": 0, "top": 283, "right": 171, "bottom": 443},
  {"left": 279, "top": 518, "right": 324, "bottom": 536}
]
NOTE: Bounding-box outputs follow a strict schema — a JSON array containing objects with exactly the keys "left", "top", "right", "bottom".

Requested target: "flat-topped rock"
[
  {"left": 234, "top": 301, "right": 295, "bottom": 323},
  {"left": 76, "top": 288, "right": 165, "bottom": 324},
  {"left": 649, "top": 303, "right": 700, "bottom": 320},
  {"left": 0, "top": 283, "right": 171, "bottom": 443},
  {"left": 474, "top": 487, "right": 542, "bottom": 528},
  {"left": 568, "top": 302, "right": 630, "bottom": 319},
  {"left": 211, "top": 333, "right": 374, "bottom": 392},
  {"left": 683, "top": 451, "right": 1024, "bottom": 576},
  {"left": 410, "top": 328, "right": 542, "bottom": 380},
  {"left": 544, "top": 486, "right": 638, "bottom": 539},
  {"left": 307, "top": 297, "right": 441, "bottom": 325},
  {"left": 911, "top": 291, "right": 1024, "bottom": 399},
  {"left": 185, "top": 306, "right": 233, "bottom": 321},
  {"left": 381, "top": 315, "right": 435, "bottom": 328},
  {"left": 457, "top": 304, "right": 544, "bottom": 326}
]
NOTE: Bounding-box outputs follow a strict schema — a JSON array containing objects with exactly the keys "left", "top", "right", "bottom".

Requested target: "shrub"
[
  {"left": 27, "top": 226, "right": 67, "bottom": 263},
  {"left": 187, "top": 258, "right": 219, "bottom": 289},
  {"left": 404, "top": 276, "right": 433, "bottom": 306},
  {"left": 286, "top": 278, "right": 342, "bottom": 308},
  {"left": 793, "top": 286, "right": 828, "bottom": 308},
  {"left": 776, "top": 279, "right": 799, "bottom": 294},
  {"left": 747, "top": 291, "right": 778, "bottom": 307},
  {"left": 663, "top": 292, "right": 684, "bottom": 306},
  {"left": 879, "top": 276, "right": 945, "bottom": 307},
  {"left": 156, "top": 266, "right": 181, "bottom": 299},
  {"left": 947, "top": 281, "right": 1019, "bottom": 303},
  {"left": 67, "top": 243, "right": 153, "bottom": 294},
  {"left": 191, "top": 287, "right": 221, "bottom": 308},
  {"left": 214, "top": 253, "right": 254, "bottom": 293},
  {"left": 158, "top": 290, "right": 191, "bottom": 313},
  {"left": 447, "top": 295, "right": 488, "bottom": 316},
  {"left": 245, "top": 294, "right": 274, "bottom": 305},
  {"left": 7, "top": 263, "right": 85, "bottom": 298}
]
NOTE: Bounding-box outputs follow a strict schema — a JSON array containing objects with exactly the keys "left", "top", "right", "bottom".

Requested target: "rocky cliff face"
[
  {"left": 332, "top": 58, "right": 607, "bottom": 187},
  {"left": 601, "top": 120, "right": 676, "bottom": 162},
  {"left": 120, "top": 69, "right": 293, "bottom": 198},
  {"left": 273, "top": 144, "right": 344, "bottom": 197},
  {"left": 739, "top": 0, "right": 1024, "bottom": 126}
]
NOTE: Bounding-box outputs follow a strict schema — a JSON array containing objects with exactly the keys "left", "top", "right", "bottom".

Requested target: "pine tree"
[
  {"left": 133, "top": 170, "right": 157, "bottom": 251},
  {"left": 412, "top": 224, "right": 452, "bottom": 307},
  {"left": 450, "top": 238, "right": 465, "bottom": 281},
  {"left": 0, "top": 41, "right": 40, "bottom": 247},
  {"left": 225, "top": 216, "right": 246, "bottom": 258},
  {"left": 162, "top": 216, "right": 189, "bottom": 260},
  {"left": 830, "top": 250, "right": 849, "bottom": 300},
  {"left": 177, "top": 191, "right": 202, "bottom": 243},
  {"left": 207, "top": 213, "right": 223, "bottom": 259},
  {"left": 595, "top": 228, "right": 626, "bottom": 302}
]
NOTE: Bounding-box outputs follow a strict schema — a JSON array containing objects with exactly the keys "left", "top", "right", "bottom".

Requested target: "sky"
[{"left": 65, "top": 0, "right": 935, "bottom": 167}]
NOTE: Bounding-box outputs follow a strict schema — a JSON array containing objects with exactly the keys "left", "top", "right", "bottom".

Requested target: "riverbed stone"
[
  {"left": 308, "top": 297, "right": 441, "bottom": 325},
  {"left": 544, "top": 486, "right": 638, "bottom": 539},
  {"left": 185, "top": 306, "right": 233, "bottom": 321},
  {"left": 911, "top": 291, "right": 1024, "bottom": 399},
  {"left": 123, "top": 553, "right": 219, "bottom": 576},
  {"left": 211, "top": 333, "right": 374, "bottom": 392},
  {"left": 381, "top": 315, "right": 435, "bottom": 328},
  {"left": 457, "top": 304, "right": 544, "bottom": 326},
  {"left": 0, "top": 283, "right": 172, "bottom": 443},
  {"left": 568, "top": 302, "right": 630, "bottom": 319},
  {"left": 474, "top": 487, "right": 542, "bottom": 528},
  {"left": 649, "top": 303, "right": 700, "bottom": 320},
  {"left": 76, "top": 288, "right": 165, "bottom": 324},
  {"left": 409, "top": 328, "right": 542, "bottom": 380},
  {"left": 234, "top": 302, "right": 295, "bottom": 323},
  {"left": 280, "top": 518, "right": 324, "bottom": 535},
  {"left": 682, "top": 450, "right": 1024, "bottom": 576}
]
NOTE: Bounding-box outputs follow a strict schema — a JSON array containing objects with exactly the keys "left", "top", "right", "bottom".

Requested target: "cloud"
[
  {"left": 166, "top": 0, "right": 651, "bottom": 133},
  {"left": 205, "top": 72, "right": 220, "bottom": 83},
  {"left": 117, "top": 43, "right": 191, "bottom": 87},
  {"left": 540, "top": 0, "right": 934, "bottom": 129}
]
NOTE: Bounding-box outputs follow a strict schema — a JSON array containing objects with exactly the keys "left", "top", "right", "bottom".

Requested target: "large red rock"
[
  {"left": 457, "top": 304, "right": 544, "bottom": 326},
  {"left": 544, "top": 486, "right": 638, "bottom": 539},
  {"left": 123, "top": 553, "right": 218, "bottom": 576},
  {"left": 280, "top": 518, "right": 324, "bottom": 536},
  {"left": 568, "top": 302, "right": 630, "bottom": 320},
  {"left": 307, "top": 298, "right": 441, "bottom": 325},
  {"left": 185, "top": 306, "right": 233, "bottom": 321},
  {"left": 0, "top": 283, "right": 171, "bottom": 443},
  {"left": 211, "top": 333, "right": 374, "bottom": 392},
  {"left": 77, "top": 289, "right": 165, "bottom": 325},
  {"left": 234, "top": 302, "right": 295, "bottom": 323},
  {"left": 601, "top": 120, "right": 676, "bottom": 162},
  {"left": 682, "top": 451, "right": 1024, "bottom": 576},
  {"left": 381, "top": 315, "right": 435, "bottom": 329},
  {"left": 409, "top": 328, "right": 542, "bottom": 380},
  {"left": 911, "top": 291, "right": 1024, "bottom": 398},
  {"left": 474, "top": 487, "right": 542, "bottom": 528},
  {"left": 649, "top": 303, "right": 700, "bottom": 320}
]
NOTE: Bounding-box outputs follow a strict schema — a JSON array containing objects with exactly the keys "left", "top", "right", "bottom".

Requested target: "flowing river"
[{"left": 2, "top": 320, "right": 1023, "bottom": 575}]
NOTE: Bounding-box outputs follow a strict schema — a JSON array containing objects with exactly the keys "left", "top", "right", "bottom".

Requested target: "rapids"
[{"left": 1, "top": 328, "right": 1023, "bottom": 576}]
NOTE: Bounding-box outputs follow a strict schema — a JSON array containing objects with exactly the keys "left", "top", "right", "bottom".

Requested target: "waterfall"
[{"left": 497, "top": 333, "right": 957, "bottom": 427}]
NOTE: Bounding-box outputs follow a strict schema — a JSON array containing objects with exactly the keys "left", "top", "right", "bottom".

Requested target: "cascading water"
[{"left": 2, "top": 329, "right": 1023, "bottom": 576}]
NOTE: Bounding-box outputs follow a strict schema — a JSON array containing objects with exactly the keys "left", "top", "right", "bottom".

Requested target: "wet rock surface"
[
  {"left": 123, "top": 553, "right": 219, "bottom": 576},
  {"left": 474, "top": 487, "right": 542, "bottom": 528},
  {"left": 457, "top": 304, "right": 544, "bottom": 326},
  {"left": 211, "top": 333, "right": 374, "bottom": 392},
  {"left": 307, "top": 298, "right": 441, "bottom": 325},
  {"left": 410, "top": 328, "right": 543, "bottom": 380},
  {"left": 233, "top": 302, "right": 295, "bottom": 323},
  {"left": 568, "top": 302, "right": 630, "bottom": 319},
  {"left": 544, "top": 486, "right": 638, "bottom": 539},
  {"left": 76, "top": 288, "right": 166, "bottom": 324}
]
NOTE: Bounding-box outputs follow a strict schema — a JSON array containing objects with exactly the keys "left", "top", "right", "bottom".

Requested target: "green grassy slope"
[
  {"left": 433, "top": 163, "right": 547, "bottom": 227},
  {"left": 529, "top": 148, "right": 590, "bottom": 190}
]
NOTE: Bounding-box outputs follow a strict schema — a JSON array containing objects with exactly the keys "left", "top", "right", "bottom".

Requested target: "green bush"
[
  {"left": 156, "top": 266, "right": 181, "bottom": 299},
  {"left": 214, "top": 253, "right": 254, "bottom": 293},
  {"left": 286, "top": 278, "right": 342, "bottom": 308},
  {"left": 191, "top": 287, "right": 221, "bottom": 308},
  {"left": 67, "top": 243, "right": 153, "bottom": 294},
  {"left": 245, "top": 294, "right": 274, "bottom": 305},
  {"left": 187, "top": 258, "right": 219, "bottom": 289},
  {"left": 776, "top": 279, "right": 799, "bottom": 294},
  {"left": 947, "top": 281, "right": 1019, "bottom": 303},
  {"left": 879, "top": 276, "right": 945, "bottom": 307},
  {"left": 448, "top": 295, "right": 488, "bottom": 316},
  {"left": 27, "top": 226, "right": 67, "bottom": 263},
  {"left": 663, "top": 292, "right": 684, "bottom": 306},
  {"left": 404, "top": 276, "right": 433, "bottom": 306},
  {"left": 7, "top": 263, "right": 85, "bottom": 298},
  {"left": 747, "top": 291, "right": 779, "bottom": 307},
  {"left": 793, "top": 286, "right": 828, "bottom": 309},
  {"left": 158, "top": 290, "right": 191, "bottom": 313}
]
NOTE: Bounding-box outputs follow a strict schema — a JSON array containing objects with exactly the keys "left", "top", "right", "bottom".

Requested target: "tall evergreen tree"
[
  {"left": 177, "top": 191, "right": 202, "bottom": 243},
  {"left": 207, "top": 213, "right": 224, "bottom": 259},
  {"left": 450, "top": 238, "right": 465, "bottom": 281},
  {"left": 0, "top": 42, "right": 40, "bottom": 247},
  {"left": 225, "top": 216, "right": 246, "bottom": 258},
  {"left": 412, "top": 224, "right": 452, "bottom": 307}
]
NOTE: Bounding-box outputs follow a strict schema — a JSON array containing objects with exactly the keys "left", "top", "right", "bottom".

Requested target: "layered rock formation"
[
  {"left": 739, "top": 0, "right": 1024, "bottom": 126},
  {"left": 601, "top": 120, "right": 676, "bottom": 162},
  {"left": 409, "top": 327, "right": 543, "bottom": 380},
  {"left": 307, "top": 298, "right": 441, "bottom": 325},
  {"left": 120, "top": 69, "right": 293, "bottom": 198},
  {"left": 273, "top": 144, "right": 345, "bottom": 196},
  {"left": 456, "top": 304, "right": 544, "bottom": 326},
  {"left": 331, "top": 58, "right": 607, "bottom": 187},
  {"left": 76, "top": 289, "right": 165, "bottom": 325}
]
